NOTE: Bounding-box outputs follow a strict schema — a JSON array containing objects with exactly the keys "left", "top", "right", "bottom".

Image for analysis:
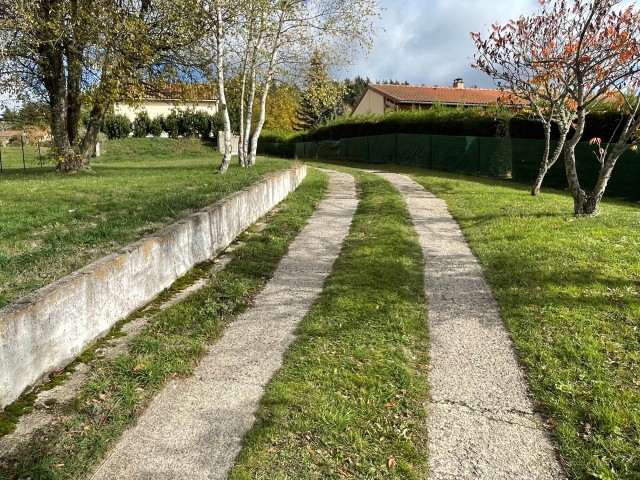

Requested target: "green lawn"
[
  {"left": 0, "top": 144, "right": 51, "bottom": 171},
  {"left": 0, "top": 138, "right": 292, "bottom": 308},
  {"left": 2, "top": 142, "right": 637, "bottom": 479},
  {"left": 404, "top": 170, "right": 639, "bottom": 480}
]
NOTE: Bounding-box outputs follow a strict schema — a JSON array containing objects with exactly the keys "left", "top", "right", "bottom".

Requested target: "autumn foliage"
[{"left": 473, "top": 0, "right": 640, "bottom": 213}]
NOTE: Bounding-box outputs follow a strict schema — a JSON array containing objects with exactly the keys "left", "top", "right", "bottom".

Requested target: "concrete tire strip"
[
  {"left": 375, "top": 172, "right": 566, "bottom": 480},
  {"left": 90, "top": 170, "right": 358, "bottom": 480}
]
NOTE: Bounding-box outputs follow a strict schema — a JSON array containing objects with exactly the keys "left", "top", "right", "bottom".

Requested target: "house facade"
[
  {"left": 114, "top": 84, "right": 219, "bottom": 121},
  {"left": 352, "top": 79, "right": 523, "bottom": 116}
]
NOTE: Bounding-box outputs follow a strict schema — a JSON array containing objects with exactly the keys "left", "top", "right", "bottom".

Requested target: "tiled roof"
[
  {"left": 131, "top": 83, "right": 218, "bottom": 102},
  {"left": 368, "top": 84, "right": 524, "bottom": 107},
  {"left": 0, "top": 129, "right": 50, "bottom": 139}
]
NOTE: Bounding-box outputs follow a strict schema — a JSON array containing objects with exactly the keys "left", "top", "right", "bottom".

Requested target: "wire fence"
[{"left": 0, "top": 139, "right": 51, "bottom": 173}]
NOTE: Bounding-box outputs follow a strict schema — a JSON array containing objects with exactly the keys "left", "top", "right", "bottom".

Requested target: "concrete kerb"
[{"left": 0, "top": 165, "right": 307, "bottom": 410}]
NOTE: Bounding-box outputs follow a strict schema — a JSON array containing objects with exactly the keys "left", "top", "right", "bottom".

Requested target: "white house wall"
[
  {"left": 352, "top": 90, "right": 385, "bottom": 116},
  {"left": 115, "top": 100, "right": 218, "bottom": 122}
]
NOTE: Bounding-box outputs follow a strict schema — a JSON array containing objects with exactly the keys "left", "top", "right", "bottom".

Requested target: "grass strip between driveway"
[
  {"left": 228, "top": 172, "right": 430, "bottom": 479},
  {"left": 0, "top": 168, "right": 328, "bottom": 480}
]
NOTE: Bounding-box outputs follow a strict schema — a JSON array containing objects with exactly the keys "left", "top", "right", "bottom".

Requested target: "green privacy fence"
[
  {"left": 260, "top": 133, "right": 640, "bottom": 201},
  {"left": 292, "top": 134, "right": 514, "bottom": 177},
  {"left": 511, "top": 138, "right": 640, "bottom": 201}
]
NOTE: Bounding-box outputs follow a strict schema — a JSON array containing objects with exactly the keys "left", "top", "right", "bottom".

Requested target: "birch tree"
[
  {"left": 201, "top": 0, "right": 236, "bottom": 173},
  {"left": 235, "top": 0, "right": 380, "bottom": 167}
]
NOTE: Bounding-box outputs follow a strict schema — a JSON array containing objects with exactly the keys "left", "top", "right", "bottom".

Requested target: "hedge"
[{"left": 258, "top": 108, "right": 630, "bottom": 150}]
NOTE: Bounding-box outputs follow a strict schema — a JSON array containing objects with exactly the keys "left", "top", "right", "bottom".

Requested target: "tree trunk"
[
  {"left": 583, "top": 146, "right": 624, "bottom": 214},
  {"left": 79, "top": 100, "right": 108, "bottom": 165},
  {"left": 532, "top": 124, "right": 568, "bottom": 196},
  {"left": 531, "top": 165, "right": 549, "bottom": 196},
  {"left": 242, "top": 71, "right": 258, "bottom": 166},
  {"left": 248, "top": 81, "right": 271, "bottom": 166},
  {"left": 531, "top": 122, "right": 553, "bottom": 196},
  {"left": 564, "top": 107, "right": 588, "bottom": 215},
  {"left": 214, "top": 4, "right": 233, "bottom": 174}
]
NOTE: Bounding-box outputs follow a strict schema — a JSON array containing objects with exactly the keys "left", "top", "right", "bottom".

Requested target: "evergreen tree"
[
  {"left": 294, "top": 51, "right": 346, "bottom": 131},
  {"left": 343, "top": 75, "right": 370, "bottom": 110}
]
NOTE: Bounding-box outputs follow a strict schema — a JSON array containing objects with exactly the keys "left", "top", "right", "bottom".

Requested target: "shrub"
[
  {"left": 178, "top": 109, "right": 199, "bottom": 138},
  {"left": 133, "top": 110, "right": 151, "bottom": 137},
  {"left": 210, "top": 111, "right": 225, "bottom": 136},
  {"left": 149, "top": 116, "right": 164, "bottom": 137},
  {"left": 193, "top": 111, "right": 213, "bottom": 138},
  {"left": 103, "top": 114, "right": 132, "bottom": 140},
  {"left": 162, "top": 112, "right": 180, "bottom": 138}
]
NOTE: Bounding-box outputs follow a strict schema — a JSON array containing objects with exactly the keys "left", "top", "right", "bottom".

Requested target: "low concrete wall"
[{"left": 0, "top": 166, "right": 307, "bottom": 409}]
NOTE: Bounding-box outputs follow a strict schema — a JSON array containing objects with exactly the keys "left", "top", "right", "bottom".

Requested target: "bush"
[
  {"left": 210, "top": 111, "right": 225, "bottom": 136},
  {"left": 178, "top": 109, "right": 199, "bottom": 138},
  {"left": 162, "top": 112, "right": 180, "bottom": 138},
  {"left": 149, "top": 115, "right": 164, "bottom": 137},
  {"left": 133, "top": 110, "right": 151, "bottom": 137},
  {"left": 193, "top": 111, "right": 213, "bottom": 138},
  {"left": 103, "top": 114, "right": 132, "bottom": 140}
]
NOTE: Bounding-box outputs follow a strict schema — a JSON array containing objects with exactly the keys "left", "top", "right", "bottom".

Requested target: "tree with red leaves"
[{"left": 473, "top": 0, "right": 640, "bottom": 214}]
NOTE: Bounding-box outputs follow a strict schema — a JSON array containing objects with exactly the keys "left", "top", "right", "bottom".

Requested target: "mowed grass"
[
  {"left": 370, "top": 165, "right": 639, "bottom": 480},
  {"left": 228, "top": 172, "right": 430, "bottom": 479},
  {"left": 0, "top": 169, "right": 328, "bottom": 480},
  {"left": 0, "top": 138, "right": 292, "bottom": 308}
]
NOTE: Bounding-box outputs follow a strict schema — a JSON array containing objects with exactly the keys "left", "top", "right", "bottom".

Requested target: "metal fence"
[{"left": 0, "top": 139, "right": 50, "bottom": 173}]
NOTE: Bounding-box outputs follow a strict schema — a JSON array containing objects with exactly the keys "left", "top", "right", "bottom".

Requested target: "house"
[
  {"left": 0, "top": 129, "right": 51, "bottom": 146},
  {"left": 114, "top": 83, "right": 219, "bottom": 121},
  {"left": 352, "top": 79, "right": 524, "bottom": 116}
]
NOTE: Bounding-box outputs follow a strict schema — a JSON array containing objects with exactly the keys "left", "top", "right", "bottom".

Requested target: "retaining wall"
[{"left": 0, "top": 165, "right": 307, "bottom": 409}]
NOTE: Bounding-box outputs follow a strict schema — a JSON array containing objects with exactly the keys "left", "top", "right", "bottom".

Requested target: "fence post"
[
  {"left": 21, "top": 135, "right": 25, "bottom": 170},
  {"left": 477, "top": 137, "right": 481, "bottom": 176},
  {"left": 0, "top": 144, "right": 3, "bottom": 173},
  {"left": 38, "top": 141, "right": 43, "bottom": 167}
]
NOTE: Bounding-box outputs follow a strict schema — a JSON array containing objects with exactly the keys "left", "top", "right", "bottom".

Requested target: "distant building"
[
  {"left": 114, "top": 84, "right": 219, "bottom": 121},
  {"left": 0, "top": 129, "right": 51, "bottom": 146},
  {"left": 352, "top": 78, "right": 525, "bottom": 116}
]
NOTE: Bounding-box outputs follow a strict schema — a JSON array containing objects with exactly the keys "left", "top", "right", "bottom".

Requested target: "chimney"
[{"left": 453, "top": 78, "right": 465, "bottom": 89}]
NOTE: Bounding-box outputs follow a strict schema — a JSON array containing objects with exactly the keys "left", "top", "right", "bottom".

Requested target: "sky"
[{"left": 343, "top": 0, "right": 540, "bottom": 88}]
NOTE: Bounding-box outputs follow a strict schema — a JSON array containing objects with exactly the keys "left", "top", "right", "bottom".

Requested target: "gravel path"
[
  {"left": 375, "top": 172, "right": 566, "bottom": 480},
  {"left": 90, "top": 170, "right": 358, "bottom": 480}
]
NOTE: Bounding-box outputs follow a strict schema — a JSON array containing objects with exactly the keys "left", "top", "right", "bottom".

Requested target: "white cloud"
[{"left": 342, "top": 0, "right": 539, "bottom": 87}]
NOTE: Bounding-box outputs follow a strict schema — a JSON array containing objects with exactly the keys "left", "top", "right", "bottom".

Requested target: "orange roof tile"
[{"left": 368, "top": 84, "right": 524, "bottom": 107}]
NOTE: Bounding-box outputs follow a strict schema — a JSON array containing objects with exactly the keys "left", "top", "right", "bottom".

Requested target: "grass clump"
[
  {"left": 228, "top": 172, "right": 430, "bottom": 479},
  {"left": 0, "top": 169, "right": 328, "bottom": 480},
  {"left": 396, "top": 167, "right": 639, "bottom": 480},
  {"left": 0, "top": 138, "right": 292, "bottom": 308}
]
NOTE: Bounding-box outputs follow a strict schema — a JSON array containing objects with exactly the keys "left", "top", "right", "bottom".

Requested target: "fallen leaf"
[{"left": 387, "top": 457, "right": 397, "bottom": 469}]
